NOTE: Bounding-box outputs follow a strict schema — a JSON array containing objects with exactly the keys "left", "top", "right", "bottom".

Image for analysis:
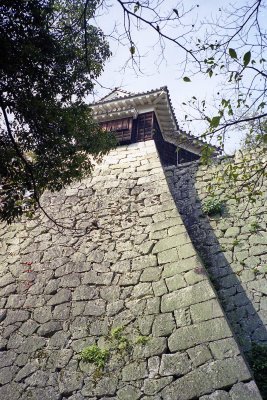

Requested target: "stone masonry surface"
[
  {"left": 164, "top": 153, "right": 267, "bottom": 356},
  {"left": 0, "top": 141, "right": 262, "bottom": 399}
]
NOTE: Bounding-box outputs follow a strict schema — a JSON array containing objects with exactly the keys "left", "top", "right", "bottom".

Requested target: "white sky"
[{"left": 90, "top": 0, "right": 258, "bottom": 154}]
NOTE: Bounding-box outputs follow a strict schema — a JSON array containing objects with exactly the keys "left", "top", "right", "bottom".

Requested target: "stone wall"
[
  {"left": 0, "top": 141, "right": 262, "bottom": 400},
  {"left": 165, "top": 153, "right": 267, "bottom": 356}
]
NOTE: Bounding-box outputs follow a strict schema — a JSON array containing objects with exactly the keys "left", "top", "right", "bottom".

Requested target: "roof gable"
[{"left": 99, "top": 88, "right": 132, "bottom": 102}]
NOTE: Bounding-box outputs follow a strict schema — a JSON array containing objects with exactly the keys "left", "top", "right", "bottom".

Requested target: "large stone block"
[
  {"left": 140, "top": 267, "right": 162, "bottom": 282},
  {"left": 117, "top": 385, "right": 142, "bottom": 400},
  {"left": 131, "top": 282, "right": 153, "bottom": 299},
  {"left": 58, "top": 370, "right": 83, "bottom": 395},
  {"left": 47, "top": 289, "right": 71, "bottom": 306},
  {"left": 187, "top": 344, "right": 212, "bottom": 367},
  {"left": 122, "top": 361, "right": 147, "bottom": 381},
  {"left": 143, "top": 377, "right": 173, "bottom": 395},
  {"left": 158, "top": 248, "right": 179, "bottom": 265},
  {"left": 209, "top": 338, "right": 240, "bottom": 360},
  {"left": 119, "top": 272, "right": 141, "bottom": 286},
  {"left": 161, "top": 357, "right": 251, "bottom": 400},
  {"left": 153, "top": 235, "right": 184, "bottom": 254},
  {"left": 199, "top": 390, "right": 230, "bottom": 399},
  {"left": 159, "top": 352, "right": 192, "bottom": 376},
  {"left": 178, "top": 243, "right": 197, "bottom": 260},
  {"left": 132, "top": 255, "right": 157, "bottom": 270},
  {"left": 150, "top": 218, "right": 182, "bottom": 233},
  {"left": 248, "top": 280, "right": 267, "bottom": 295},
  {"left": 229, "top": 381, "right": 262, "bottom": 400},
  {"left": 94, "top": 376, "right": 118, "bottom": 396},
  {"left": 166, "top": 256, "right": 202, "bottom": 275},
  {"left": 168, "top": 318, "right": 232, "bottom": 351},
  {"left": 152, "top": 280, "right": 168, "bottom": 296},
  {"left": 133, "top": 337, "right": 167, "bottom": 359},
  {"left": 224, "top": 227, "right": 240, "bottom": 237},
  {"left": 190, "top": 299, "right": 224, "bottom": 323},
  {"left": 152, "top": 313, "right": 176, "bottom": 337},
  {"left": 165, "top": 274, "right": 187, "bottom": 292},
  {"left": 161, "top": 281, "right": 215, "bottom": 313}
]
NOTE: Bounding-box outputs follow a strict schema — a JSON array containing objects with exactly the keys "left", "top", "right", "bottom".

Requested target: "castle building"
[{"left": 90, "top": 86, "right": 217, "bottom": 165}]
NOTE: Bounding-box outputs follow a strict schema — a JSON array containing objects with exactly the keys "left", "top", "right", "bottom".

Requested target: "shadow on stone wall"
[{"left": 164, "top": 163, "right": 267, "bottom": 358}]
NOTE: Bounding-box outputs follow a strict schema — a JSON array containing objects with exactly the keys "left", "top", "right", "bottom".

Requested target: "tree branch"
[
  {"left": 115, "top": 0, "right": 200, "bottom": 65},
  {"left": 211, "top": 112, "right": 267, "bottom": 135},
  {"left": 0, "top": 96, "right": 89, "bottom": 232}
]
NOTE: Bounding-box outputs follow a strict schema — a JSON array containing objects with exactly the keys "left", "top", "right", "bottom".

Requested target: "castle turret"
[{"left": 90, "top": 86, "right": 218, "bottom": 165}]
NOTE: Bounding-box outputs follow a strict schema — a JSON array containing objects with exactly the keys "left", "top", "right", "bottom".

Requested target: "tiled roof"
[
  {"left": 94, "top": 86, "right": 168, "bottom": 104},
  {"left": 91, "top": 86, "right": 219, "bottom": 154}
]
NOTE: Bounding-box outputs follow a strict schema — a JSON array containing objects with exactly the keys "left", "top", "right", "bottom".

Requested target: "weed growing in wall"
[
  {"left": 79, "top": 326, "right": 150, "bottom": 378},
  {"left": 232, "top": 239, "right": 240, "bottom": 246},
  {"left": 136, "top": 335, "right": 150, "bottom": 345},
  {"left": 249, "top": 220, "right": 260, "bottom": 232},
  {"left": 202, "top": 197, "right": 224, "bottom": 216},
  {"left": 110, "top": 326, "right": 131, "bottom": 352},
  {"left": 79, "top": 345, "right": 109, "bottom": 369}
]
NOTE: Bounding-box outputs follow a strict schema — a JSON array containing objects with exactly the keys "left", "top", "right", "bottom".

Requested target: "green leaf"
[
  {"left": 243, "top": 51, "right": 251, "bottom": 66},
  {"left": 208, "top": 70, "right": 213, "bottom": 78},
  {"left": 221, "top": 98, "right": 229, "bottom": 107},
  {"left": 183, "top": 77, "right": 191, "bottom": 82},
  {"left": 210, "top": 116, "right": 221, "bottom": 128},
  {"left": 130, "top": 46, "right": 135, "bottom": 55},
  {"left": 229, "top": 48, "right": 237, "bottom": 59},
  {"left": 173, "top": 9, "right": 179, "bottom": 16}
]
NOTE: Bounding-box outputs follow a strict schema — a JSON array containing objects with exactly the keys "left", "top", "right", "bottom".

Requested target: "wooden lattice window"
[
  {"left": 100, "top": 118, "right": 133, "bottom": 144},
  {"left": 136, "top": 112, "right": 154, "bottom": 142}
]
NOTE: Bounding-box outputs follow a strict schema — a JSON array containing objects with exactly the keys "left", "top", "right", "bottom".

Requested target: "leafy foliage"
[
  {"left": 110, "top": 326, "right": 125, "bottom": 340},
  {"left": 79, "top": 345, "right": 109, "bottom": 369},
  {"left": 0, "top": 0, "right": 115, "bottom": 223},
  {"left": 181, "top": 0, "right": 267, "bottom": 156},
  {"left": 110, "top": 326, "right": 131, "bottom": 351},
  {"left": 249, "top": 220, "right": 260, "bottom": 233},
  {"left": 241, "top": 119, "right": 267, "bottom": 151},
  {"left": 202, "top": 197, "right": 224, "bottom": 216},
  {"left": 79, "top": 327, "right": 151, "bottom": 379},
  {"left": 136, "top": 335, "right": 150, "bottom": 345},
  {"left": 203, "top": 122, "right": 267, "bottom": 204}
]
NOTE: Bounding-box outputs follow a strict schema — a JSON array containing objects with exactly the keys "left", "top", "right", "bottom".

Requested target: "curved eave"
[
  {"left": 163, "top": 130, "right": 220, "bottom": 155},
  {"left": 90, "top": 86, "right": 220, "bottom": 156},
  {"left": 90, "top": 87, "right": 177, "bottom": 133}
]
